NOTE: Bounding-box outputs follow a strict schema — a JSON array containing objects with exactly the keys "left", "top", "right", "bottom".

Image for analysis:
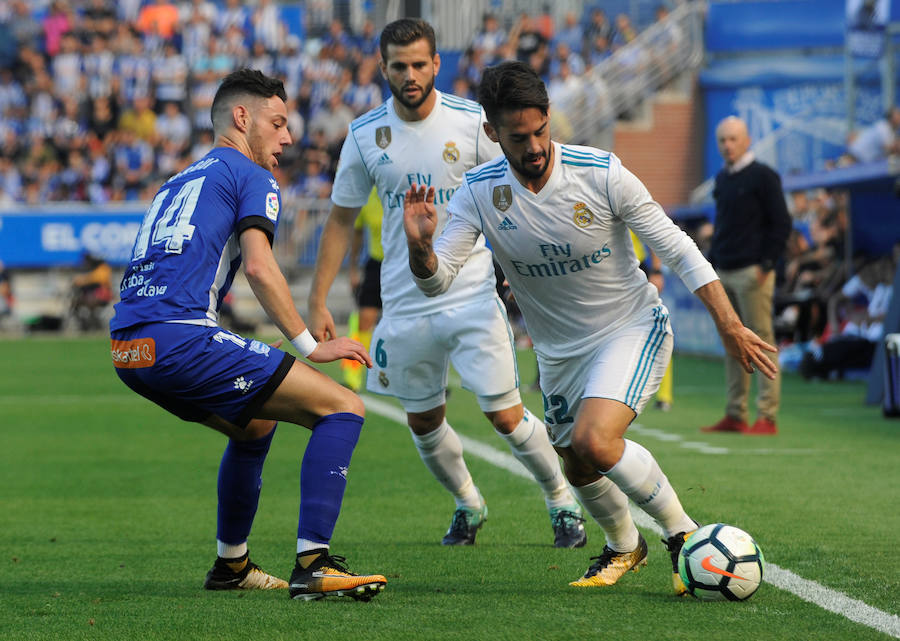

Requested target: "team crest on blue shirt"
[
  {"left": 265, "top": 192, "right": 279, "bottom": 221},
  {"left": 573, "top": 202, "right": 593, "bottom": 228},
  {"left": 493, "top": 185, "right": 512, "bottom": 211},
  {"left": 442, "top": 141, "right": 460, "bottom": 164},
  {"left": 376, "top": 126, "right": 391, "bottom": 149}
]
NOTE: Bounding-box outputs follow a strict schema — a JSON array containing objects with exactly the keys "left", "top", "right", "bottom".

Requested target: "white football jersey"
[
  {"left": 423, "top": 142, "right": 718, "bottom": 359},
  {"left": 331, "top": 91, "right": 501, "bottom": 318}
]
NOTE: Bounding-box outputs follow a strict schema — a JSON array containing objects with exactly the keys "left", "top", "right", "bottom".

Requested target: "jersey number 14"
[{"left": 131, "top": 176, "right": 205, "bottom": 260}]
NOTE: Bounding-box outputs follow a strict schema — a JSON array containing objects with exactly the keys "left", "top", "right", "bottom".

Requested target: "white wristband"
[{"left": 290, "top": 329, "right": 318, "bottom": 358}]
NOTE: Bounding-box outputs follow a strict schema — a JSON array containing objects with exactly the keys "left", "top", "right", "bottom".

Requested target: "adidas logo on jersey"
[
  {"left": 497, "top": 216, "right": 517, "bottom": 231},
  {"left": 377, "top": 153, "right": 392, "bottom": 165}
]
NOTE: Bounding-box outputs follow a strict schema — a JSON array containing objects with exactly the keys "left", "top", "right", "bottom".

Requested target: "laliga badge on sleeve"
[{"left": 265, "top": 192, "right": 279, "bottom": 221}]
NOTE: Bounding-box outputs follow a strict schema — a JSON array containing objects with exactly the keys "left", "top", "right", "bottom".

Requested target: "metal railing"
[{"left": 558, "top": 1, "right": 707, "bottom": 148}]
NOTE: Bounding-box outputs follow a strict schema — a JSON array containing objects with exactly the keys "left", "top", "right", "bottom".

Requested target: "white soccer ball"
[{"left": 678, "top": 523, "right": 765, "bottom": 601}]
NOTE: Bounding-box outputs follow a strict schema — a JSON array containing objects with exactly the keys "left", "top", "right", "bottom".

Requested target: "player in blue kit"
[{"left": 109, "top": 69, "right": 386, "bottom": 602}]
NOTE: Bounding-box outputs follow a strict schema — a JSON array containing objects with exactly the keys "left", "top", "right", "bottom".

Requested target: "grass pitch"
[{"left": 1, "top": 336, "right": 898, "bottom": 641}]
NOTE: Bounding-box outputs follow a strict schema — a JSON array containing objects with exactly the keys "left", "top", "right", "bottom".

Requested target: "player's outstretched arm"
[
  {"left": 240, "top": 228, "right": 372, "bottom": 367},
  {"left": 403, "top": 183, "right": 439, "bottom": 278},
  {"left": 693, "top": 279, "right": 778, "bottom": 379},
  {"left": 307, "top": 204, "right": 361, "bottom": 341}
]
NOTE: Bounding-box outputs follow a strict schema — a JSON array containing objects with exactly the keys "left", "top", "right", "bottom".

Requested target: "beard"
[
  {"left": 388, "top": 76, "right": 435, "bottom": 111},
  {"left": 247, "top": 125, "right": 274, "bottom": 171},
  {"left": 503, "top": 143, "right": 550, "bottom": 180}
]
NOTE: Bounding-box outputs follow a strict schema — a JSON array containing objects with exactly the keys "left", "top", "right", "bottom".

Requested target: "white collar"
[{"left": 727, "top": 150, "right": 755, "bottom": 174}]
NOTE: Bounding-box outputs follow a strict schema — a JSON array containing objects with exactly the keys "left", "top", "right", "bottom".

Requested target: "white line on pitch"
[
  {"left": 629, "top": 423, "right": 818, "bottom": 455},
  {"left": 362, "top": 394, "right": 900, "bottom": 640}
]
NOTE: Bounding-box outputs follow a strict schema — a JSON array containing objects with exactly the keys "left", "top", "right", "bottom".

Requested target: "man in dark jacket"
[{"left": 703, "top": 116, "right": 792, "bottom": 435}]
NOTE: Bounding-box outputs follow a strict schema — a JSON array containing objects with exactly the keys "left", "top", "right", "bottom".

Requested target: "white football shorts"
[
  {"left": 365, "top": 295, "right": 520, "bottom": 413},
  {"left": 538, "top": 305, "right": 673, "bottom": 447}
]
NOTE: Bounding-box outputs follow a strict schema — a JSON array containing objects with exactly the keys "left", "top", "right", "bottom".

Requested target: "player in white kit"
[
  {"left": 308, "top": 20, "right": 585, "bottom": 547},
  {"left": 404, "top": 61, "right": 778, "bottom": 592}
]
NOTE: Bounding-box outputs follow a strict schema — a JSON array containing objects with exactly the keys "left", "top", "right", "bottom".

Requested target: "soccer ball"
[{"left": 678, "top": 523, "right": 765, "bottom": 601}]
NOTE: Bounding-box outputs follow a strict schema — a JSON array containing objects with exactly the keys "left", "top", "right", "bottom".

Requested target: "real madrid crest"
[
  {"left": 378, "top": 371, "right": 390, "bottom": 388},
  {"left": 573, "top": 201, "right": 593, "bottom": 228},
  {"left": 493, "top": 185, "right": 513, "bottom": 211},
  {"left": 442, "top": 141, "right": 460, "bottom": 164},
  {"left": 375, "top": 126, "right": 392, "bottom": 149}
]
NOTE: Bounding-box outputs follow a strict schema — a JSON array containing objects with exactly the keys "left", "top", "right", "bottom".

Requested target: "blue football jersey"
[{"left": 110, "top": 147, "right": 282, "bottom": 330}]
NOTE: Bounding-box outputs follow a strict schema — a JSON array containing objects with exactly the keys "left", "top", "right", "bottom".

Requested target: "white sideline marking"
[
  {"left": 629, "top": 424, "right": 818, "bottom": 456},
  {"left": 362, "top": 394, "right": 900, "bottom": 639}
]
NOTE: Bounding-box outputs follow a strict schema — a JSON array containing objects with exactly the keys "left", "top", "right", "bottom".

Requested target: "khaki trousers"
[{"left": 718, "top": 265, "right": 780, "bottom": 422}]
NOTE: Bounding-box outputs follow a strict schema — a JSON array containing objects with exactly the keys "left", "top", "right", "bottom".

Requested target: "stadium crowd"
[{"left": 0, "top": 0, "right": 674, "bottom": 209}]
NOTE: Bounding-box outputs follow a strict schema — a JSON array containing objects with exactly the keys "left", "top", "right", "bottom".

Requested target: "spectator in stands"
[
  {"left": 51, "top": 32, "right": 84, "bottom": 100},
  {"left": 9, "top": 0, "right": 42, "bottom": 52},
  {"left": 43, "top": 1, "right": 74, "bottom": 58},
  {"left": 251, "top": 0, "right": 284, "bottom": 53},
  {"left": 82, "top": 0, "right": 117, "bottom": 40},
  {"left": 471, "top": 13, "right": 508, "bottom": 63},
  {"left": 309, "top": 91, "right": 354, "bottom": 147},
  {"left": 111, "top": 126, "right": 154, "bottom": 200},
  {"left": 181, "top": 6, "right": 213, "bottom": 66},
  {"left": 248, "top": 41, "right": 276, "bottom": 77},
  {"left": 355, "top": 18, "right": 379, "bottom": 58},
  {"left": 70, "top": 251, "right": 113, "bottom": 331},
  {"left": 0, "top": 156, "right": 22, "bottom": 203},
  {"left": 555, "top": 11, "right": 584, "bottom": 54},
  {"left": 344, "top": 62, "right": 382, "bottom": 116},
  {"left": 155, "top": 101, "right": 192, "bottom": 172},
  {"left": 84, "top": 34, "right": 116, "bottom": 100},
  {"left": 118, "top": 94, "right": 157, "bottom": 143},
  {"left": 152, "top": 41, "right": 189, "bottom": 109},
  {"left": 583, "top": 7, "right": 614, "bottom": 59},
  {"left": 510, "top": 13, "right": 549, "bottom": 71},
  {"left": 843, "top": 106, "right": 900, "bottom": 164},
  {"left": 136, "top": 0, "right": 179, "bottom": 41},
  {"left": 549, "top": 41, "right": 585, "bottom": 78},
  {"left": 215, "top": 0, "right": 249, "bottom": 38},
  {"left": 586, "top": 33, "right": 613, "bottom": 67},
  {"left": 178, "top": 0, "right": 216, "bottom": 25},
  {"left": 611, "top": 14, "right": 638, "bottom": 50},
  {"left": 703, "top": 116, "right": 792, "bottom": 436},
  {"left": 115, "top": 30, "right": 153, "bottom": 106},
  {"left": 801, "top": 254, "right": 896, "bottom": 379},
  {"left": 0, "top": 261, "right": 13, "bottom": 318}
]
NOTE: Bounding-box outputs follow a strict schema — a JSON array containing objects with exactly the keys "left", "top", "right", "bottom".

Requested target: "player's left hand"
[
  {"left": 403, "top": 183, "right": 437, "bottom": 245},
  {"left": 308, "top": 336, "right": 373, "bottom": 368},
  {"left": 722, "top": 326, "right": 778, "bottom": 379}
]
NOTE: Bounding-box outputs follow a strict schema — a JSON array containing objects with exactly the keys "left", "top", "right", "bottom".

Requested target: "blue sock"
[
  {"left": 216, "top": 424, "right": 276, "bottom": 547},
  {"left": 298, "top": 413, "right": 364, "bottom": 545}
]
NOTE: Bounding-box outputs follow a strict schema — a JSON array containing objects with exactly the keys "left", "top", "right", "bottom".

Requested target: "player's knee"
[
  {"left": 570, "top": 427, "right": 620, "bottom": 470},
  {"left": 407, "top": 405, "right": 445, "bottom": 434},
  {"left": 485, "top": 404, "right": 524, "bottom": 434},
  {"left": 336, "top": 389, "right": 366, "bottom": 418}
]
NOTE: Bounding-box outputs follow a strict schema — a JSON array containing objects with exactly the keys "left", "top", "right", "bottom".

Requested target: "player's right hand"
[
  {"left": 308, "top": 336, "right": 373, "bottom": 368},
  {"left": 403, "top": 183, "right": 437, "bottom": 244},
  {"left": 307, "top": 304, "right": 337, "bottom": 342}
]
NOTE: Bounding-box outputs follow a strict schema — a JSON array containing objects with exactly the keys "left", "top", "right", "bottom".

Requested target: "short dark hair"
[
  {"left": 379, "top": 18, "right": 436, "bottom": 61},
  {"left": 477, "top": 61, "right": 549, "bottom": 125},
  {"left": 210, "top": 69, "right": 287, "bottom": 132}
]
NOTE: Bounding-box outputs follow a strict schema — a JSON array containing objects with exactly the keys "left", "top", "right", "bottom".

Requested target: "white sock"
[
  {"left": 297, "top": 539, "right": 329, "bottom": 555},
  {"left": 572, "top": 477, "right": 639, "bottom": 552},
  {"left": 410, "top": 420, "right": 482, "bottom": 509},
  {"left": 217, "top": 540, "right": 247, "bottom": 559},
  {"left": 500, "top": 409, "right": 571, "bottom": 509},
  {"left": 602, "top": 440, "right": 696, "bottom": 538}
]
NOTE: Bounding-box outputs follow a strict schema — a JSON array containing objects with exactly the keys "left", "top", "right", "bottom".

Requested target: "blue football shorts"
[{"left": 111, "top": 322, "right": 294, "bottom": 428}]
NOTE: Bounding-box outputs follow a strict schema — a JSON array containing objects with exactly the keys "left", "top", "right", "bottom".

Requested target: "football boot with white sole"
[{"left": 289, "top": 550, "right": 386, "bottom": 602}]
